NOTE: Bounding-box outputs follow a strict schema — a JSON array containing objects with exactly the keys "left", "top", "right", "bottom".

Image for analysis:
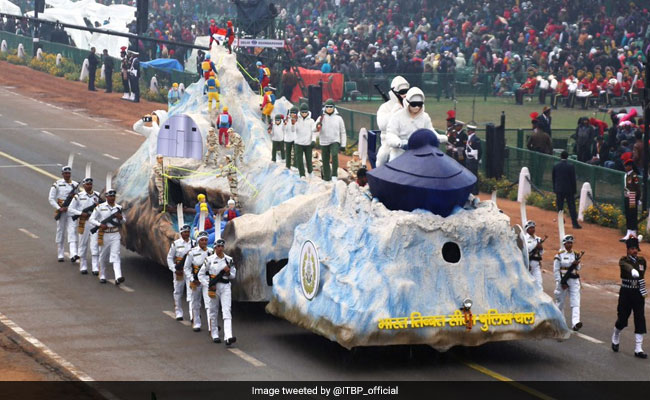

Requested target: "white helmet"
[
  {"left": 390, "top": 75, "right": 410, "bottom": 92},
  {"left": 405, "top": 87, "right": 425, "bottom": 103},
  {"left": 609, "top": 78, "right": 617, "bottom": 85}
]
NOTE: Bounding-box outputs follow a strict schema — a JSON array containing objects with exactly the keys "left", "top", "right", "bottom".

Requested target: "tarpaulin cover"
[
  {"left": 288, "top": 67, "right": 343, "bottom": 103},
  {"left": 234, "top": 0, "right": 273, "bottom": 36},
  {"left": 367, "top": 129, "right": 476, "bottom": 217},
  {"left": 141, "top": 58, "right": 184, "bottom": 72}
]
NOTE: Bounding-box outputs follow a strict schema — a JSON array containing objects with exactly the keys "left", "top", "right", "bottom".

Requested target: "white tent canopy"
[
  {"left": 24, "top": 0, "right": 135, "bottom": 57},
  {"left": 0, "top": 0, "right": 21, "bottom": 15}
]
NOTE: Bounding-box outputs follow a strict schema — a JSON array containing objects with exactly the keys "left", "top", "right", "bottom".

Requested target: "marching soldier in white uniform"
[
  {"left": 166, "top": 224, "right": 193, "bottom": 321},
  {"left": 524, "top": 220, "right": 545, "bottom": 289},
  {"left": 199, "top": 238, "right": 236, "bottom": 345},
  {"left": 184, "top": 231, "right": 213, "bottom": 332},
  {"left": 554, "top": 235, "right": 583, "bottom": 331},
  {"left": 89, "top": 189, "right": 125, "bottom": 285},
  {"left": 68, "top": 178, "right": 101, "bottom": 274},
  {"left": 48, "top": 166, "right": 79, "bottom": 262}
]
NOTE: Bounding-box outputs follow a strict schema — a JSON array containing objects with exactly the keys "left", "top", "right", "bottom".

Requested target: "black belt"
[
  {"left": 530, "top": 256, "right": 542, "bottom": 261},
  {"left": 217, "top": 278, "right": 230, "bottom": 284},
  {"left": 621, "top": 278, "right": 640, "bottom": 289}
]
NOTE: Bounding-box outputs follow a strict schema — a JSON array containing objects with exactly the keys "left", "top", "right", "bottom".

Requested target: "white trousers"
[
  {"left": 55, "top": 214, "right": 78, "bottom": 257},
  {"left": 189, "top": 282, "right": 203, "bottom": 329},
  {"left": 172, "top": 275, "right": 185, "bottom": 319},
  {"left": 98, "top": 233, "right": 122, "bottom": 280},
  {"left": 529, "top": 261, "right": 543, "bottom": 289},
  {"left": 78, "top": 223, "right": 99, "bottom": 272},
  {"left": 554, "top": 278, "right": 581, "bottom": 326},
  {"left": 375, "top": 144, "right": 391, "bottom": 167},
  {"left": 208, "top": 282, "right": 232, "bottom": 340}
]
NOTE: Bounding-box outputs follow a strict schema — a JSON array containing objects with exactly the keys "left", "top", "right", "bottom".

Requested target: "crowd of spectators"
[{"left": 3, "top": 0, "right": 650, "bottom": 100}]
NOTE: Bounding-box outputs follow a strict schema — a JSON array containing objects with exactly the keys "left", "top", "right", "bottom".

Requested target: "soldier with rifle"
[
  {"left": 48, "top": 166, "right": 79, "bottom": 262},
  {"left": 166, "top": 224, "right": 193, "bottom": 321},
  {"left": 612, "top": 237, "right": 647, "bottom": 359},
  {"left": 184, "top": 231, "right": 213, "bottom": 332},
  {"left": 524, "top": 220, "right": 547, "bottom": 289},
  {"left": 89, "top": 189, "right": 125, "bottom": 285},
  {"left": 199, "top": 238, "right": 237, "bottom": 345},
  {"left": 68, "top": 177, "right": 101, "bottom": 275},
  {"left": 554, "top": 235, "right": 585, "bottom": 331}
]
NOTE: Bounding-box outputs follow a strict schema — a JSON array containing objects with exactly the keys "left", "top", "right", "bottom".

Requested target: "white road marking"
[
  {"left": 0, "top": 311, "right": 95, "bottom": 381},
  {"left": 162, "top": 310, "right": 191, "bottom": 327},
  {"left": 124, "top": 130, "right": 141, "bottom": 136},
  {"left": 103, "top": 153, "right": 120, "bottom": 160},
  {"left": 582, "top": 282, "right": 618, "bottom": 297},
  {"left": 71, "top": 141, "right": 87, "bottom": 148},
  {"left": 228, "top": 348, "right": 266, "bottom": 367},
  {"left": 107, "top": 279, "right": 134, "bottom": 292},
  {"left": 572, "top": 331, "right": 605, "bottom": 344},
  {"left": 0, "top": 164, "right": 60, "bottom": 168},
  {"left": 18, "top": 228, "right": 39, "bottom": 239},
  {"left": 41, "top": 130, "right": 55, "bottom": 136},
  {"left": 14, "top": 120, "right": 27, "bottom": 126}
]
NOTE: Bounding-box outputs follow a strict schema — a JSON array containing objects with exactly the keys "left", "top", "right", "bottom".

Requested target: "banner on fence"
[{"left": 236, "top": 38, "right": 285, "bottom": 48}]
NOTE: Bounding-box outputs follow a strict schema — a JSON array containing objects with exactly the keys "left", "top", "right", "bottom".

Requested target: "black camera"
[{"left": 143, "top": 115, "right": 152, "bottom": 122}]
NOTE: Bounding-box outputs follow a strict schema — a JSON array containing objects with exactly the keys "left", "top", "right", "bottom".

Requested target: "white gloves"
[{"left": 631, "top": 269, "right": 640, "bottom": 278}]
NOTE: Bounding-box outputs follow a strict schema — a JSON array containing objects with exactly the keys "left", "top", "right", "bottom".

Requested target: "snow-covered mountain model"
[{"left": 113, "top": 44, "right": 570, "bottom": 349}]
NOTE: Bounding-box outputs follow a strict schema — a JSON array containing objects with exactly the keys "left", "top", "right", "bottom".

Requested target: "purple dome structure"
[{"left": 367, "top": 129, "right": 476, "bottom": 217}]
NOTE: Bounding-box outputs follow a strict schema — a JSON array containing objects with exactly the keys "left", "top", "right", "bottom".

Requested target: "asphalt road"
[{"left": 0, "top": 86, "right": 648, "bottom": 397}]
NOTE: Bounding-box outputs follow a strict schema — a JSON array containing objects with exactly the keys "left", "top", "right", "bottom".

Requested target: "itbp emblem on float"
[{"left": 300, "top": 240, "right": 320, "bottom": 300}]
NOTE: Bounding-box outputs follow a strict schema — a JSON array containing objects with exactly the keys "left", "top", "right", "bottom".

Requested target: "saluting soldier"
[
  {"left": 525, "top": 220, "right": 545, "bottom": 289},
  {"left": 89, "top": 189, "right": 125, "bottom": 285},
  {"left": 199, "top": 238, "right": 237, "bottom": 345},
  {"left": 554, "top": 235, "right": 583, "bottom": 331},
  {"left": 464, "top": 124, "right": 481, "bottom": 195},
  {"left": 184, "top": 231, "right": 213, "bottom": 332},
  {"left": 166, "top": 224, "right": 194, "bottom": 321},
  {"left": 204, "top": 128, "right": 219, "bottom": 166},
  {"left": 68, "top": 177, "right": 101, "bottom": 275},
  {"left": 48, "top": 166, "right": 79, "bottom": 262},
  {"left": 227, "top": 128, "right": 245, "bottom": 166},
  {"left": 621, "top": 159, "right": 640, "bottom": 241},
  {"left": 612, "top": 237, "right": 647, "bottom": 358}
]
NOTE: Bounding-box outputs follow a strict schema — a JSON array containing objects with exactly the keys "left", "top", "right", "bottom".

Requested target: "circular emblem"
[
  {"left": 300, "top": 240, "right": 320, "bottom": 300},
  {"left": 251, "top": 40, "right": 258, "bottom": 45}
]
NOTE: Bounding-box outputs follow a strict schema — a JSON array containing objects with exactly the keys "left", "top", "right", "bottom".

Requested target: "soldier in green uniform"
[
  {"left": 621, "top": 159, "right": 640, "bottom": 241},
  {"left": 612, "top": 237, "right": 647, "bottom": 358}
]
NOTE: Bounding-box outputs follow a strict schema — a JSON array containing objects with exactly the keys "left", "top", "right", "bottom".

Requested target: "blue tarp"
[{"left": 140, "top": 58, "right": 184, "bottom": 72}]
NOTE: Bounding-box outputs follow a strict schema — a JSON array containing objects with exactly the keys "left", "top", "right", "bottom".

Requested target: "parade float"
[{"left": 113, "top": 45, "right": 570, "bottom": 349}]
